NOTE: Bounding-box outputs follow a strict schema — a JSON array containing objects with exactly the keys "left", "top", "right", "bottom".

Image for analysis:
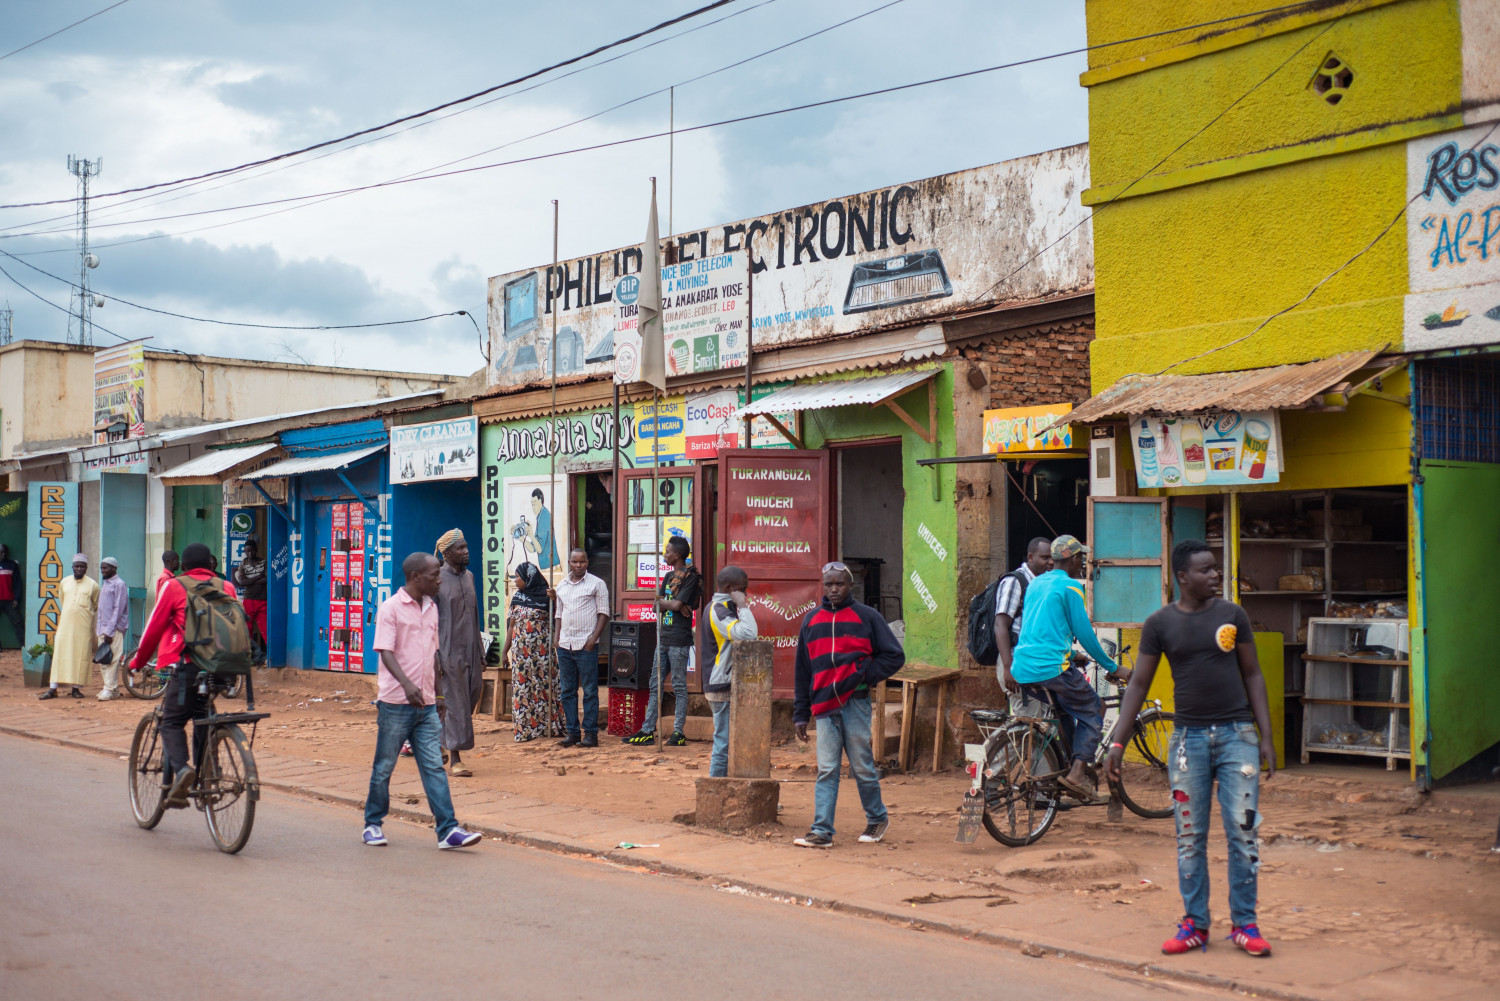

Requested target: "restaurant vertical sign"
[
  {"left": 24, "top": 482, "right": 77, "bottom": 686},
  {"left": 720, "top": 449, "right": 829, "bottom": 695}
]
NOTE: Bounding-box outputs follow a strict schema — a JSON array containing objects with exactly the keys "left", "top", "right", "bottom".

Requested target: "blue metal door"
[{"left": 1087, "top": 496, "right": 1169, "bottom": 627}]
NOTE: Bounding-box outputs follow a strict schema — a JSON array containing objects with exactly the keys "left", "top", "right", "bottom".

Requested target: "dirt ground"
[{"left": 6, "top": 652, "right": 1499, "bottom": 976}]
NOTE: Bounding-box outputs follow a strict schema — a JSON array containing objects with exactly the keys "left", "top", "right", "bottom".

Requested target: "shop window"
[
  {"left": 1309, "top": 53, "right": 1354, "bottom": 105},
  {"left": 1417, "top": 355, "right": 1500, "bottom": 463},
  {"left": 625, "top": 475, "right": 694, "bottom": 592}
]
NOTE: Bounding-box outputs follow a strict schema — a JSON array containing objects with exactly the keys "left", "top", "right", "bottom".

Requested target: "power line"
[
  {"left": 4, "top": 0, "right": 901, "bottom": 254},
  {"left": 1, "top": 0, "right": 787, "bottom": 237},
  {"left": 0, "top": 0, "right": 1326, "bottom": 217},
  {"left": 964, "top": 11, "right": 1345, "bottom": 312},
  {"left": 0, "top": 245, "right": 474, "bottom": 332},
  {"left": 0, "top": 0, "right": 133, "bottom": 62},
  {"left": 0, "top": 1, "right": 1340, "bottom": 243},
  {"left": 0, "top": 261, "right": 129, "bottom": 342},
  {"left": 0, "top": 0, "right": 747, "bottom": 211}
]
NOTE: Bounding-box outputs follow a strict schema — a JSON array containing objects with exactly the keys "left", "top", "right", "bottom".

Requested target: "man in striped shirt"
[
  {"left": 993, "top": 536, "right": 1053, "bottom": 686},
  {"left": 791, "top": 562, "right": 905, "bottom": 849}
]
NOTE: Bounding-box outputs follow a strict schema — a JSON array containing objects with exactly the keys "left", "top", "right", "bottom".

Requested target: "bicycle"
[
  {"left": 127, "top": 670, "right": 268, "bottom": 854},
  {"left": 956, "top": 646, "right": 1175, "bottom": 847},
  {"left": 125, "top": 652, "right": 243, "bottom": 700}
]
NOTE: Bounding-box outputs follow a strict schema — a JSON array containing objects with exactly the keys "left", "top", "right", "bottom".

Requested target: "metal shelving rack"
[{"left": 1301, "top": 617, "right": 1411, "bottom": 770}]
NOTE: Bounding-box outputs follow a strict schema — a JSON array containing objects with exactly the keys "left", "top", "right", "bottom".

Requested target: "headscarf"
[
  {"left": 435, "top": 528, "right": 465, "bottom": 558},
  {"left": 510, "top": 561, "right": 550, "bottom": 611}
]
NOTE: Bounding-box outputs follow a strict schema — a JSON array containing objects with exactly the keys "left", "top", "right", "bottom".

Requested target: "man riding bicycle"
[
  {"left": 129, "top": 542, "right": 239, "bottom": 809},
  {"left": 1000, "top": 535, "right": 1130, "bottom": 802}
]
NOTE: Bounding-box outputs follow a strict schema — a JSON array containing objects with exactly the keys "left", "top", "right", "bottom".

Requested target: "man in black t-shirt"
[
  {"left": 1107, "top": 538, "right": 1276, "bottom": 960},
  {"left": 624, "top": 535, "right": 701, "bottom": 746}
]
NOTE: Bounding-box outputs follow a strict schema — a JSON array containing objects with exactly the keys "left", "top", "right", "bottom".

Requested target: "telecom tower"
[
  {"left": 0, "top": 302, "right": 12, "bottom": 345},
  {"left": 66, "top": 155, "right": 102, "bottom": 347}
]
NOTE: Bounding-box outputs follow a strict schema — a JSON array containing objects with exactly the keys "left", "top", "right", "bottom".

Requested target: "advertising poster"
[
  {"left": 615, "top": 252, "right": 750, "bottom": 384},
  {"left": 633, "top": 514, "right": 691, "bottom": 589},
  {"left": 501, "top": 474, "right": 565, "bottom": 578},
  {"left": 684, "top": 390, "right": 739, "bottom": 459},
  {"left": 634, "top": 397, "right": 687, "bottom": 465},
  {"left": 224, "top": 508, "right": 255, "bottom": 581},
  {"left": 24, "top": 482, "right": 77, "bottom": 685},
  {"left": 88, "top": 339, "right": 147, "bottom": 475},
  {"left": 982, "top": 403, "right": 1075, "bottom": 454},
  {"left": 391, "top": 416, "right": 479, "bottom": 484},
  {"left": 1129, "top": 411, "right": 1282, "bottom": 489}
]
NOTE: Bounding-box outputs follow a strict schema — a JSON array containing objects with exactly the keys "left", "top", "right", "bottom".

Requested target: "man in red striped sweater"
[{"left": 792, "top": 562, "right": 905, "bottom": 848}]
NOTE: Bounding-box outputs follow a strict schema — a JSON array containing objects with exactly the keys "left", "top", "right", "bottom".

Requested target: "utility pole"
[{"left": 66, "top": 155, "right": 102, "bottom": 347}]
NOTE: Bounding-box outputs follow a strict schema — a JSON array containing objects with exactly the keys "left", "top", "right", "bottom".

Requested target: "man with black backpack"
[
  {"left": 130, "top": 542, "right": 250, "bottom": 809},
  {"left": 993, "top": 537, "right": 1053, "bottom": 686}
]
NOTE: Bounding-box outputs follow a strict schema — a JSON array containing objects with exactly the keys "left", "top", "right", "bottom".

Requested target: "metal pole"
[
  {"left": 549, "top": 198, "right": 561, "bottom": 738},
  {"left": 668, "top": 87, "right": 674, "bottom": 254},
  {"left": 653, "top": 385, "right": 662, "bottom": 749},
  {"left": 611, "top": 379, "right": 621, "bottom": 620},
  {"left": 743, "top": 253, "right": 754, "bottom": 448}
]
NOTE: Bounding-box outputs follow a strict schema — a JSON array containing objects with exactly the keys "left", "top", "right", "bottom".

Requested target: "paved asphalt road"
[{"left": 0, "top": 735, "right": 1201, "bottom": 1001}]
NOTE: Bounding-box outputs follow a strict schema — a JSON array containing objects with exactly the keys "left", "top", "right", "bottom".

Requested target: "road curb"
[{"left": 0, "top": 719, "right": 1332, "bottom": 1001}]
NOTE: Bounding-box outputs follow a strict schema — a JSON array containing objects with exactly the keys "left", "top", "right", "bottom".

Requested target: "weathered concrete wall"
[{"left": 0, "top": 342, "right": 96, "bottom": 458}]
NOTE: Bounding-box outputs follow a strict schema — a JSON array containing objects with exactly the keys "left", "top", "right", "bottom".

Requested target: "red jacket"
[{"left": 132, "top": 570, "right": 237, "bottom": 670}]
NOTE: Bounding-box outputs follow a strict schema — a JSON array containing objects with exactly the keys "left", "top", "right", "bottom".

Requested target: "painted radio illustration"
[{"left": 842, "top": 249, "right": 953, "bottom": 315}]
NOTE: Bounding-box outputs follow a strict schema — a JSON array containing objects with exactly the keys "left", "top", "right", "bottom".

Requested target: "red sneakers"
[
  {"left": 1161, "top": 919, "right": 1208, "bottom": 954},
  {"left": 1229, "top": 924, "right": 1272, "bottom": 957}
]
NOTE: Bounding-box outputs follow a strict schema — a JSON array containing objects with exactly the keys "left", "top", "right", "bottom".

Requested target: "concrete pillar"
[{"left": 696, "top": 639, "right": 778, "bottom": 829}]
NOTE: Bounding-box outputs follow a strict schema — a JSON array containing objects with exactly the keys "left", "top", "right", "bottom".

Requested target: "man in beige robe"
[{"left": 39, "top": 555, "right": 99, "bottom": 700}]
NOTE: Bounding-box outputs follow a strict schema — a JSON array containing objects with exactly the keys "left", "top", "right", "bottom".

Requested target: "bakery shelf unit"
[{"left": 1301, "top": 617, "right": 1410, "bottom": 769}]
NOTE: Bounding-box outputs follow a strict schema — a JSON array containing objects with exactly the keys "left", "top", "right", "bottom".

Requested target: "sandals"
[{"left": 449, "top": 764, "right": 473, "bottom": 777}]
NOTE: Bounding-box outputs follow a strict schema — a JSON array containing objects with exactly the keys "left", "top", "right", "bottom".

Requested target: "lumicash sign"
[{"left": 24, "top": 482, "right": 77, "bottom": 687}]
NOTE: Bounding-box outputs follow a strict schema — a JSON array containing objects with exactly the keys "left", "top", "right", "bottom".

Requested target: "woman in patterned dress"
[{"left": 500, "top": 562, "right": 564, "bottom": 742}]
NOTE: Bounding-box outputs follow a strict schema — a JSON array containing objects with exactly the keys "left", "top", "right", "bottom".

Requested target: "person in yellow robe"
[{"left": 39, "top": 555, "right": 99, "bottom": 700}]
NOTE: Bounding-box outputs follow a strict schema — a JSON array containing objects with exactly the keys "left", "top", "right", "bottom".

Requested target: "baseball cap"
[{"left": 1050, "top": 535, "right": 1090, "bottom": 560}]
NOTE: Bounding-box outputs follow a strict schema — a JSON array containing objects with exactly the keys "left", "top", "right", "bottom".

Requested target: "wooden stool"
[
  {"left": 875, "top": 664, "right": 963, "bottom": 773},
  {"left": 487, "top": 667, "right": 513, "bottom": 721}
]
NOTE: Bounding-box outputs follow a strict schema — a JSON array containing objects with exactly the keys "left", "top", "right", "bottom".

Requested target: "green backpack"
[{"left": 176, "top": 573, "right": 254, "bottom": 676}]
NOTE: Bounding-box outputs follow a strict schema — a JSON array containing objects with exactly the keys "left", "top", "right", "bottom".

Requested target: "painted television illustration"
[{"left": 842, "top": 249, "right": 953, "bottom": 315}]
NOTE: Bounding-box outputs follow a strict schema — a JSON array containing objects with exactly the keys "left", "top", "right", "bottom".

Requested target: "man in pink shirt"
[{"left": 362, "top": 552, "right": 481, "bottom": 850}]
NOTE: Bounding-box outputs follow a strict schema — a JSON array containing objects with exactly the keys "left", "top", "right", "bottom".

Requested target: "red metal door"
[{"left": 716, "top": 448, "right": 831, "bottom": 697}]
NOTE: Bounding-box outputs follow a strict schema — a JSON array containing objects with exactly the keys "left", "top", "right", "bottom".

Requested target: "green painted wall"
[{"left": 1418, "top": 460, "right": 1500, "bottom": 779}]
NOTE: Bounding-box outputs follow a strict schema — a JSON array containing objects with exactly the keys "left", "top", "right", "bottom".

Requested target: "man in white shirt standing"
[{"left": 550, "top": 547, "right": 610, "bottom": 748}]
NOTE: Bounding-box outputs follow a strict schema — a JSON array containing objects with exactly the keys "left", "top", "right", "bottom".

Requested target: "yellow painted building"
[{"left": 1079, "top": 0, "right": 1500, "bottom": 784}]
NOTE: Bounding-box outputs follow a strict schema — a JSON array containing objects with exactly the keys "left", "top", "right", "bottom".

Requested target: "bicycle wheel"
[
  {"left": 980, "top": 726, "right": 1065, "bottom": 847},
  {"left": 1114, "top": 710, "right": 1175, "bottom": 819},
  {"left": 127, "top": 711, "right": 167, "bottom": 829},
  {"left": 124, "top": 654, "right": 167, "bottom": 700},
  {"left": 201, "top": 725, "right": 258, "bottom": 854}
]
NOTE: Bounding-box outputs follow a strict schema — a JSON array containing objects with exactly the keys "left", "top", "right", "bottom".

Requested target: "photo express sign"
[{"left": 486, "top": 146, "right": 1092, "bottom": 390}]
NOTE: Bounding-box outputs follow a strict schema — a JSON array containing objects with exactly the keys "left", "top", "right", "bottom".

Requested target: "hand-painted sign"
[
  {"left": 1405, "top": 123, "right": 1500, "bottom": 351},
  {"left": 24, "top": 482, "right": 77, "bottom": 684},
  {"left": 225, "top": 508, "right": 254, "bottom": 581},
  {"left": 487, "top": 147, "right": 1092, "bottom": 390},
  {"left": 634, "top": 397, "right": 687, "bottom": 464},
  {"left": 391, "top": 416, "right": 480, "bottom": 484},
  {"left": 1128, "top": 411, "right": 1281, "bottom": 488},
  {"left": 614, "top": 252, "right": 750, "bottom": 384},
  {"left": 88, "top": 340, "right": 147, "bottom": 475},
  {"left": 982, "top": 404, "right": 1075, "bottom": 454}
]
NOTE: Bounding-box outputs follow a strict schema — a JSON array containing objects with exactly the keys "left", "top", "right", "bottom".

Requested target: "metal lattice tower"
[
  {"left": 0, "top": 302, "right": 12, "bottom": 345},
  {"left": 66, "top": 155, "right": 102, "bottom": 347}
]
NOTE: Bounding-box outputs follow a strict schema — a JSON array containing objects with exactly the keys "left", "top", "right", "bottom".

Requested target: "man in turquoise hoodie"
[{"left": 1001, "top": 535, "right": 1129, "bottom": 801}]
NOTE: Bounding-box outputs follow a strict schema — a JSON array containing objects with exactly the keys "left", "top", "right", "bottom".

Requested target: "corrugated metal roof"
[
  {"left": 238, "top": 444, "right": 384, "bottom": 480},
  {"left": 1064, "top": 351, "right": 1379, "bottom": 425},
  {"left": 157, "top": 443, "right": 278, "bottom": 482},
  {"left": 735, "top": 369, "right": 936, "bottom": 417}
]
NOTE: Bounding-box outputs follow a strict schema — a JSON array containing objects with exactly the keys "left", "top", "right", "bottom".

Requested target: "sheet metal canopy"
[
  {"left": 156, "top": 443, "right": 278, "bottom": 483},
  {"left": 238, "top": 444, "right": 384, "bottom": 480},
  {"left": 734, "top": 369, "right": 936, "bottom": 416},
  {"left": 1064, "top": 351, "right": 1379, "bottom": 425}
]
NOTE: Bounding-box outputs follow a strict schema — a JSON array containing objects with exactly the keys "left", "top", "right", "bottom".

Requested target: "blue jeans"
[
  {"left": 1024, "top": 664, "right": 1103, "bottom": 764},
  {"left": 557, "top": 647, "right": 599, "bottom": 736},
  {"left": 709, "top": 700, "right": 730, "bottom": 777},
  {"left": 1169, "top": 721, "right": 1263, "bottom": 929},
  {"left": 642, "top": 644, "right": 690, "bottom": 735},
  {"left": 811, "top": 696, "right": 887, "bottom": 838},
  {"left": 364, "top": 701, "right": 457, "bottom": 840}
]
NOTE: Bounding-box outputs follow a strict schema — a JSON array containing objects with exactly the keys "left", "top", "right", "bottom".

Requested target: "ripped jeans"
[{"left": 1168, "top": 721, "right": 1262, "bottom": 930}]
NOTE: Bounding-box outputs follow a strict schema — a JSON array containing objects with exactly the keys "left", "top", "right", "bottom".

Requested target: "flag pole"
[
  {"left": 653, "top": 170, "right": 664, "bottom": 752},
  {"left": 743, "top": 251, "right": 754, "bottom": 448},
  {"left": 549, "top": 198, "right": 561, "bottom": 739}
]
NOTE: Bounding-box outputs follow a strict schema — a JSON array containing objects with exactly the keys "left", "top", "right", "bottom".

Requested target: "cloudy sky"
[{"left": 0, "top": 0, "right": 1088, "bottom": 375}]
